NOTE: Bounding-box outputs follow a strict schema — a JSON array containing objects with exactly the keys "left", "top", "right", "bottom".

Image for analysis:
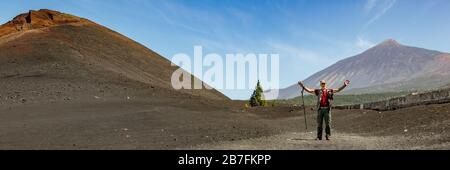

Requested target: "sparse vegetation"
[{"left": 271, "top": 100, "right": 277, "bottom": 107}]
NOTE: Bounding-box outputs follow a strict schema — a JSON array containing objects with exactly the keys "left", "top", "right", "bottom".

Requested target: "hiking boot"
[{"left": 325, "top": 134, "right": 330, "bottom": 140}]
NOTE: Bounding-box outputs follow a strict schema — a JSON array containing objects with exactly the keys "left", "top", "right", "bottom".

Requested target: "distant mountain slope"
[{"left": 265, "top": 39, "right": 450, "bottom": 99}]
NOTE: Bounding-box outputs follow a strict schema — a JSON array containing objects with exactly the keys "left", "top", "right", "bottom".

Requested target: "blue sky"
[{"left": 1, "top": 0, "right": 449, "bottom": 99}]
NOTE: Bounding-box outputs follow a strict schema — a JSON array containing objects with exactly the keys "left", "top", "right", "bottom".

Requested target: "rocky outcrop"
[{"left": 0, "top": 9, "right": 86, "bottom": 37}]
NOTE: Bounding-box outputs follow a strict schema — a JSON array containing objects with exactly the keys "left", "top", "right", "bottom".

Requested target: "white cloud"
[
  {"left": 266, "top": 41, "right": 320, "bottom": 63},
  {"left": 356, "top": 36, "right": 375, "bottom": 50},
  {"left": 227, "top": 7, "right": 253, "bottom": 28},
  {"left": 147, "top": 1, "right": 226, "bottom": 37},
  {"left": 364, "top": 0, "right": 397, "bottom": 29},
  {"left": 364, "top": 0, "right": 377, "bottom": 13}
]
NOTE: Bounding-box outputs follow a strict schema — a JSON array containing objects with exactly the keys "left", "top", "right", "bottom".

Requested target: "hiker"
[{"left": 298, "top": 80, "right": 350, "bottom": 140}]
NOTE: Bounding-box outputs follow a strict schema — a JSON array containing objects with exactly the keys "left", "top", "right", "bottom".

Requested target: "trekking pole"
[{"left": 301, "top": 88, "right": 308, "bottom": 131}]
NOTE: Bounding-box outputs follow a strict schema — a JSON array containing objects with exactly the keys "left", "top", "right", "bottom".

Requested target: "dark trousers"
[{"left": 317, "top": 108, "right": 331, "bottom": 138}]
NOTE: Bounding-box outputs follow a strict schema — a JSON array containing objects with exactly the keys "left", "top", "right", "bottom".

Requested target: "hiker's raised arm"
[
  {"left": 298, "top": 81, "right": 315, "bottom": 94},
  {"left": 333, "top": 80, "right": 350, "bottom": 93}
]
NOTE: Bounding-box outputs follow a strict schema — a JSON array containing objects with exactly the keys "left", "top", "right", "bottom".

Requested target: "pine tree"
[
  {"left": 249, "top": 91, "right": 259, "bottom": 107},
  {"left": 255, "top": 80, "right": 266, "bottom": 106},
  {"left": 249, "top": 80, "right": 266, "bottom": 107}
]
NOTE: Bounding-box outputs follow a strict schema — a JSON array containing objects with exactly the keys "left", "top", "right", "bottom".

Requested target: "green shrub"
[{"left": 249, "top": 80, "right": 266, "bottom": 107}]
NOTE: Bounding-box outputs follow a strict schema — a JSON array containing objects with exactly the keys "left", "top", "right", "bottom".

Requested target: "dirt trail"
[
  {"left": 186, "top": 132, "right": 397, "bottom": 150},
  {"left": 187, "top": 131, "right": 445, "bottom": 150}
]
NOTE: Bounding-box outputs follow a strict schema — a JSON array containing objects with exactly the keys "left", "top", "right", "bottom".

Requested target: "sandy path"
[{"left": 187, "top": 131, "right": 416, "bottom": 150}]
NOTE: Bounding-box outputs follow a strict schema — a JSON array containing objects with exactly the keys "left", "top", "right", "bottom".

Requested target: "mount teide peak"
[
  {"left": 0, "top": 9, "right": 227, "bottom": 104},
  {"left": 265, "top": 39, "right": 450, "bottom": 99},
  {"left": 378, "top": 39, "right": 401, "bottom": 47}
]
